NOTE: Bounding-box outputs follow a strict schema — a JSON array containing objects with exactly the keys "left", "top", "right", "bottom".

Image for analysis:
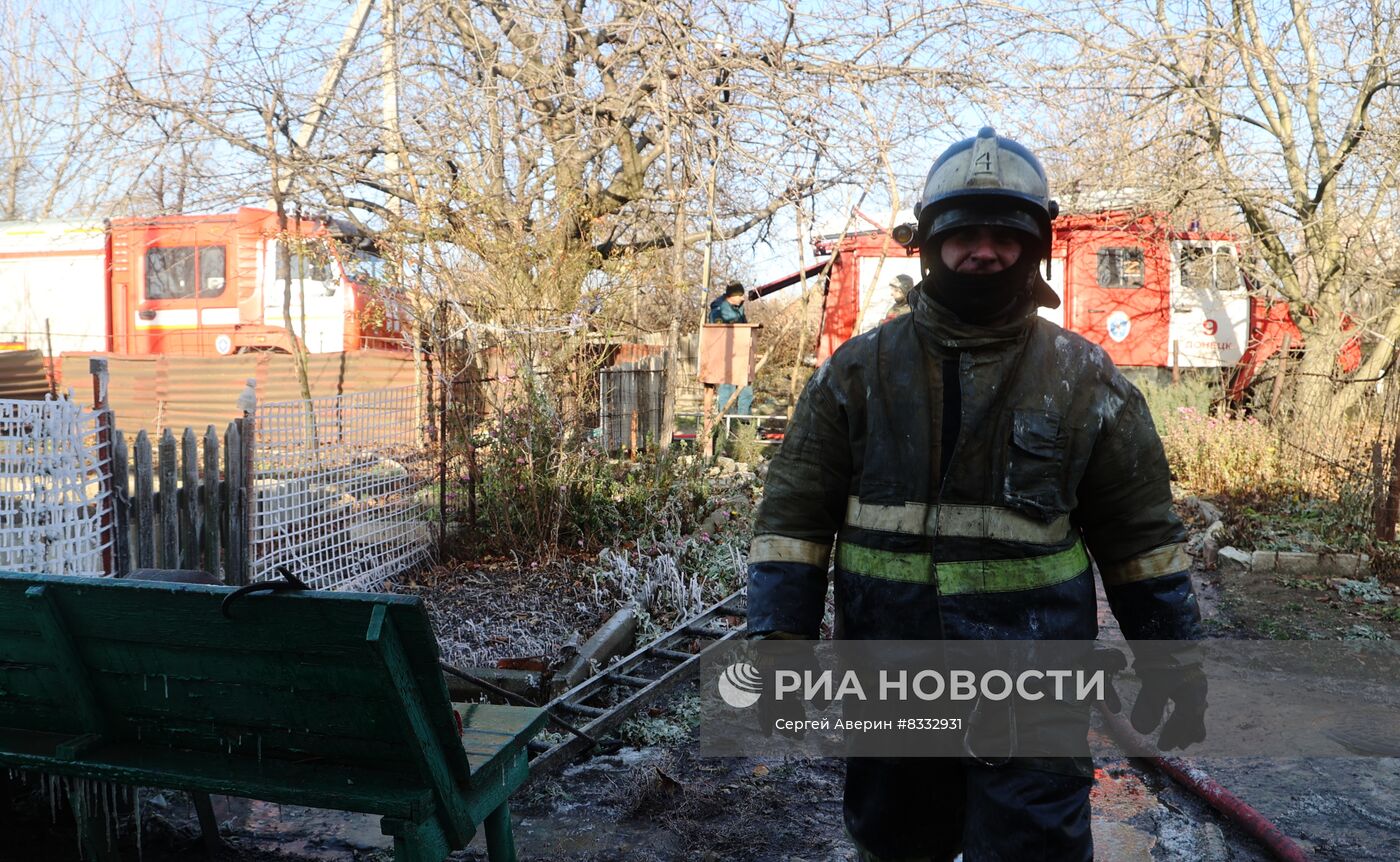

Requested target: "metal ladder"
[{"left": 526, "top": 589, "right": 747, "bottom": 777}]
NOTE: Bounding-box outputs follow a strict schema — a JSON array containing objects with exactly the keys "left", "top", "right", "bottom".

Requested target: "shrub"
[
  {"left": 1158, "top": 405, "right": 1296, "bottom": 498},
  {"left": 1146, "top": 377, "right": 1377, "bottom": 550},
  {"left": 1136, "top": 374, "right": 1220, "bottom": 436},
  {"left": 459, "top": 377, "right": 722, "bottom": 559},
  {"left": 725, "top": 422, "right": 765, "bottom": 465}
]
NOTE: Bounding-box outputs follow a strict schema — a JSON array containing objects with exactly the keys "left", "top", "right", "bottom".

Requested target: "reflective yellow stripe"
[
  {"left": 844, "top": 497, "right": 1071, "bottom": 544},
  {"left": 1099, "top": 543, "right": 1189, "bottom": 586},
  {"left": 836, "top": 539, "right": 1089, "bottom": 595},
  {"left": 749, "top": 534, "right": 832, "bottom": 567}
]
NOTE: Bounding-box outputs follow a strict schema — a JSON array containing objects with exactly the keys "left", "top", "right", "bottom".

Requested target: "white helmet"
[{"left": 912, "top": 127, "right": 1058, "bottom": 258}]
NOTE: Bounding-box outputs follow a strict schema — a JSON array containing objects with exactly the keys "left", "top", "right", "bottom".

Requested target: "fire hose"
[{"left": 1095, "top": 704, "right": 1311, "bottom": 862}]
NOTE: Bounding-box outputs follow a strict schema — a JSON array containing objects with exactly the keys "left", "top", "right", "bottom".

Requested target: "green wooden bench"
[{"left": 0, "top": 570, "right": 547, "bottom": 861}]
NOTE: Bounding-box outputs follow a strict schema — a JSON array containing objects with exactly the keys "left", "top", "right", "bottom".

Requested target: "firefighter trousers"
[{"left": 844, "top": 757, "right": 1092, "bottom": 862}]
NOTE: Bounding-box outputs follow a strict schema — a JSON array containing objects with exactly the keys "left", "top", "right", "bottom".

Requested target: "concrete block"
[
  {"left": 1316, "top": 553, "right": 1366, "bottom": 578},
  {"left": 1218, "top": 546, "right": 1252, "bottom": 570},
  {"left": 1251, "top": 550, "right": 1278, "bottom": 572},
  {"left": 1274, "top": 551, "right": 1318, "bottom": 575}
]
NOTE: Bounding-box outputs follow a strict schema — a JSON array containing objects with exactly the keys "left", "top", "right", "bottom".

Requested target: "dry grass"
[
  {"left": 1159, "top": 406, "right": 1298, "bottom": 498},
  {"left": 389, "top": 558, "right": 615, "bottom": 667},
  {"left": 1142, "top": 377, "right": 1388, "bottom": 552}
]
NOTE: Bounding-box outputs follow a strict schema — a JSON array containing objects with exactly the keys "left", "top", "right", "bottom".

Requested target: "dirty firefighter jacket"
[{"left": 747, "top": 290, "right": 1199, "bottom": 644}]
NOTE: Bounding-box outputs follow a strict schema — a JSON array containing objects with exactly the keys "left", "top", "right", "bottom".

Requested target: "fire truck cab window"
[
  {"left": 1097, "top": 247, "right": 1144, "bottom": 289},
  {"left": 1180, "top": 246, "right": 1241, "bottom": 293},
  {"left": 348, "top": 249, "right": 386, "bottom": 286},
  {"left": 146, "top": 245, "right": 228, "bottom": 300},
  {"left": 1181, "top": 246, "right": 1208, "bottom": 291},
  {"left": 276, "top": 245, "right": 333, "bottom": 282},
  {"left": 200, "top": 246, "right": 226, "bottom": 297}
]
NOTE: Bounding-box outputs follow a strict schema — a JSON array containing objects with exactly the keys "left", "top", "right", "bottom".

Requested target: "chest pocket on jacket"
[{"left": 1004, "top": 409, "right": 1068, "bottom": 522}]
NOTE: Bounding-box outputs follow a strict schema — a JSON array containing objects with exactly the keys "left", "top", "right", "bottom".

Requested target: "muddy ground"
[
  {"left": 1201, "top": 554, "right": 1400, "bottom": 642},
  {"left": 0, "top": 705, "right": 1286, "bottom": 862},
  {"left": 7, "top": 498, "right": 1400, "bottom": 861}
]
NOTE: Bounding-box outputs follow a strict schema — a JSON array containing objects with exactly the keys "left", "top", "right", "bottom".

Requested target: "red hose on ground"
[{"left": 1096, "top": 706, "right": 1311, "bottom": 862}]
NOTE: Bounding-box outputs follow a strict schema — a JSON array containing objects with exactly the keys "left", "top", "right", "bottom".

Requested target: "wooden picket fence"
[{"left": 107, "top": 421, "right": 253, "bottom": 584}]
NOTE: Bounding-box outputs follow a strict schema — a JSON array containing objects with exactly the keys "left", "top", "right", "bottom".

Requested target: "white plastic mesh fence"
[
  {"left": 0, "top": 396, "right": 113, "bottom": 576},
  {"left": 252, "top": 386, "right": 431, "bottom": 590}
]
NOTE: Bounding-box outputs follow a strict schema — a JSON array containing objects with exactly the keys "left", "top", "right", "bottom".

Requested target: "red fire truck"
[
  {"left": 0, "top": 207, "right": 402, "bottom": 358},
  {"left": 755, "top": 209, "right": 1357, "bottom": 398}
]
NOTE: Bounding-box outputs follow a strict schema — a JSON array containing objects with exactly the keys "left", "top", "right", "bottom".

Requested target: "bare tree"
[
  {"left": 103, "top": 0, "right": 1004, "bottom": 460},
  {"left": 0, "top": 2, "right": 154, "bottom": 219},
  {"left": 1009, "top": 0, "right": 1400, "bottom": 422},
  {"left": 111, "top": 1, "right": 993, "bottom": 307}
]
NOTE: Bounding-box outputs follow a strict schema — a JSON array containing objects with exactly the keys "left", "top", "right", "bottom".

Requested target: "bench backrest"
[{"left": 0, "top": 571, "right": 476, "bottom": 846}]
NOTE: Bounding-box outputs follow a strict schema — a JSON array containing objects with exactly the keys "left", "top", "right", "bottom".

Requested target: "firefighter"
[
  {"left": 746, "top": 127, "right": 1206, "bottom": 860},
  {"left": 881, "top": 273, "right": 916, "bottom": 324}
]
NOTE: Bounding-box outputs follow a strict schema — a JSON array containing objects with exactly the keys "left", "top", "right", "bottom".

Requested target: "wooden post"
[
  {"left": 621, "top": 361, "right": 632, "bottom": 453},
  {"left": 89, "top": 358, "right": 115, "bottom": 576},
  {"left": 203, "top": 426, "right": 222, "bottom": 578},
  {"left": 660, "top": 321, "right": 678, "bottom": 451},
  {"left": 411, "top": 320, "right": 427, "bottom": 447},
  {"left": 241, "top": 384, "right": 257, "bottom": 585},
  {"left": 44, "top": 318, "right": 58, "bottom": 399},
  {"left": 438, "top": 348, "right": 448, "bottom": 549},
  {"left": 597, "top": 366, "right": 609, "bottom": 452},
  {"left": 192, "top": 793, "right": 222, "bottom": 854},
  {"left": 134, "top": 431, "right": 155, "bottom": 569},
  {"left": 647, "top": 355, "right": 662, "bottom": 449},
  {"left": 1172, "top": 340, "right": 1180, "bottom": 386},
  {"left": 1384, "top": 425, "right": 1400, "bottom": 542},
  {"left": 466, "top": 380, "right": 478, "bottom": 529},
  {"left": 422, "top": 341, "right": 436, "bottom": 444},
  {"left": 1373, "top": 440, "right": 1387, "bottom": 540},
  {"left": 701, "top": 385, "right": 716, "bottom": 459},
  {"left": 484, "top": 803, "right": 517, "bottom": 861},
  {"left": 1270, "top": 335, "right": 1292, "bottom": 416},
  {"left": 159, "top": 430, "right": 178, "bottom": 568},
  {"left": 224, "top": 421, "right": 246, "bottom": 586},
  {"left": 180, "top": 428, "right": 199, "bottom": 570},
  {"left": 636, "top": 358, "right": 651, "bottom": 451},
  {"left": 111, "top": 431, "right": 131, "bottom": 578}
]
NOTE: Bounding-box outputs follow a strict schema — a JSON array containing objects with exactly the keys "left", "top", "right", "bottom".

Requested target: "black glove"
[
  {"left": 1130, "top": 660, "right": 1208, "bottom": 751},
  {"left": 749, "top": 632, "right": 825, "bottom": 739},
  {"left": 1086, "top": 645, "right": 1129, "bottom": 714}
]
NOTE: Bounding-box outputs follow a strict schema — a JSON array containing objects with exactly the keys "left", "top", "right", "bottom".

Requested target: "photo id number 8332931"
[{"left": 897, "top": 718, "right": 963, "bottom": 731}]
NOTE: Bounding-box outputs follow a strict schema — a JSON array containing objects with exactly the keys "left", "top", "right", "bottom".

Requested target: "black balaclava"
[{"left": 922, "top": 230, "right": 1040, "bottom": 325}]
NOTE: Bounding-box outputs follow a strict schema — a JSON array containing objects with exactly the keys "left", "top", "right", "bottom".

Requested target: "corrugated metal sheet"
[
  {"left": 59, "top": 350, "right": 417, "bottom": 438},
  {"left": 0, "top": 350, "right": 53, "bottom": 400},
  {"left": 610, "top": 343, "right": 664, "bottom": 366}
]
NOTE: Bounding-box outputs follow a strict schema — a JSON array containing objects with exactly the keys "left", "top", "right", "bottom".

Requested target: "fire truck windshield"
[
  {"left": 346, "top": 249, "right": 387, "bottom": 287},
  {"left": 1179, "top": 244, "right": 1243, "bottom": 293}
]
